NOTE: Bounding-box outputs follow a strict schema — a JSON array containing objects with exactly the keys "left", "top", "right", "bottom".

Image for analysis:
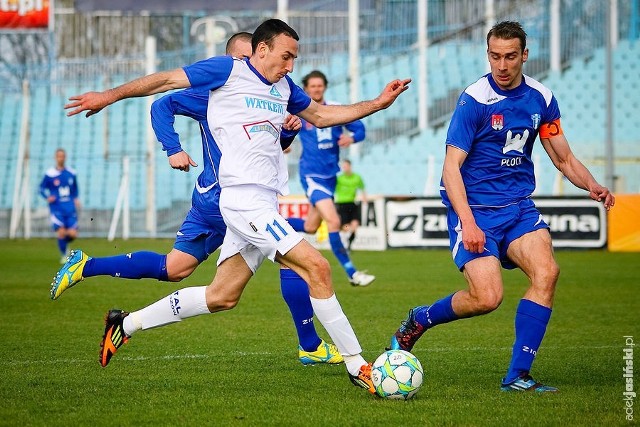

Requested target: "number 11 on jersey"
[{"left": 266, "top": 219, "right": 289, "bottom": 241}]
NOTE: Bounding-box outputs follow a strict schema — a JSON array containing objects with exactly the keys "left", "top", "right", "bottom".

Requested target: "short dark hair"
[
  {"left": 252, "top": 19, "right": 299, "bottom": 53},
  {"left": 226, "top": 32, "right": 253, "bottom": 55},
  {"left": 302, "top": 70, "right": 328, "bottom": 88},
  {"left": 487, "top": 21, "right": 527, "bottom": 52}
]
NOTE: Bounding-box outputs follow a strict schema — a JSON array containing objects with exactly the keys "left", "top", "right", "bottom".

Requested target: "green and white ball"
[{"left": 371, "top": 349, "right": 423, "bottom": 400}]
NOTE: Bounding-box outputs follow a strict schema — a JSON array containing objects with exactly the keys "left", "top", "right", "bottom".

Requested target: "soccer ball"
[{"left": 371, "top": 349, "right": 423, "bottom": 400}]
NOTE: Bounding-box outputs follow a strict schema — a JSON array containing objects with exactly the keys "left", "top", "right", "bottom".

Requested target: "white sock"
[
  {"left": 310, "top": 294, "right": 366, "bottom": 375},
  {"left": 123, "top": 286, "right": 209, "bottom": 336}
]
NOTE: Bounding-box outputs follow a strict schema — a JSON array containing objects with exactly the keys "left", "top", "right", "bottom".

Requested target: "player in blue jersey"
[
  {"left": 65, "top": 19, "right": 409, "bottom": 393},
  {"left": 286, "top": 70, "right": 374, "bottom": 287},
  {"left": 39, "top": 148, "right": 81, "bottom": 263},
  {"left": 51, "top": 32, "right": 342, "bottom": 366},
  {"left": 388, "top": 21, "right": 614, "bottom": 392}
]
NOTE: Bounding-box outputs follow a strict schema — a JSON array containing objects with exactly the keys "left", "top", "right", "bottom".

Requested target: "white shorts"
[{"left": 217, "top": 185, "right": 303, "bottom": 273}]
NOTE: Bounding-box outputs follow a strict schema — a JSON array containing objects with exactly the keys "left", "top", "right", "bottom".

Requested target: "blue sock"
[
  {"left": 280, "top": 268, "right": 321, "bottom": 352},
  {"left": 83, "top": 251, "right": 169, "bottom": 281},
  {"left": 57, "top": 238, "right": 67, "bottom": 255},
  {"left": 413, "top": 293, "right": 459, "bottom": 328},
  {"left": 328, "top": 231, "right": 357, "bottom": 278},
  {"left": 286, "top": 218, "right": 305, "bottom": 232},
  {"left": 504, "top": 299, "right": 552, "bottom": 383}
]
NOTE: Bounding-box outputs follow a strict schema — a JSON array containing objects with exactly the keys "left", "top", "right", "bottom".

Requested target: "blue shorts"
[
  {"left": 174, "top": 205, "right": 226, "bottom": 264},
  {"left": 300, "top": 175, "right": 336, "bottom": 206},
  {"left": 447, "top": 198, "right": 549, "bottom": 270},
  {"left": 50, "top": 211, "right": 78, "bottom": 231}
]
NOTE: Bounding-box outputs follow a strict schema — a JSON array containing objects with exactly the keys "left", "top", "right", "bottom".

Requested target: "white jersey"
[{"left": 184, "top": 56, "right": 311, "bottom": 196}]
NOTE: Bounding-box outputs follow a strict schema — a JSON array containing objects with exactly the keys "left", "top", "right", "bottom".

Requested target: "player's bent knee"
[
  {"left": 534, "top": 261, "right": 560, "bottom": 291},
  {"left": 325, "top": 218, "right": 341, "bottom": 232},
  {"left": 217, "top": 298, "right": 239, "bottom": 311},
  {"left": 473, "top": 293, "right": 503, "bottom": 314},
  {"left": 313, "top": 255, "right": 332, "bottom": 276},
  {"left": 304, "top": 254, "right": 332, "bottom": 282},
  {"left": 167, "top": 268, "right": 196, "bottom": 282},
  {"left": 205, "top": 294, "right": 240, "bottom": 312},
  {"left": 304, "top": 224, "right": 319, "bottom": 233}
]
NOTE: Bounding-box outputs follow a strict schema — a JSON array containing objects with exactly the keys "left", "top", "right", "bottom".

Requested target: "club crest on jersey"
[
  {"left": 531, "top": 113, "right": 541, "bottom": 130},
  {"left": 53, "top": 179, "right": 60, "bottom": 186},
  {"left": 491, "top": 114, "right": 504, "bottom": 131},
  {"left": 269, "top": 85, "right": 282, "bottom": 98}
]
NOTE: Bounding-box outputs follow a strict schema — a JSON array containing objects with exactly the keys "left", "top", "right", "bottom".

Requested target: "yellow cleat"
[
  {"left": 298, "top": 339, "right": 344, "bottom": 365},
  {"left": 50, "top": 249, "right": 90, "bottom": 300}
]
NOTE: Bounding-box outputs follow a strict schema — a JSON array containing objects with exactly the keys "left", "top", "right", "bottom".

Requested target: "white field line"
[{"left": 3, "top": 345, "right": 620, "bottom": 367}]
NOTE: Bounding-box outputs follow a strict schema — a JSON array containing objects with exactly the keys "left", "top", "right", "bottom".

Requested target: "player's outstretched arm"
[
  {"left": 299, "top": 78, "right": 411, "bottom": 128},
  {"left": 540, "top": 133, "right": 615, "bottom": 210},
  {"left": 65, "top": 68, "right": 191, "bottom": 118}
]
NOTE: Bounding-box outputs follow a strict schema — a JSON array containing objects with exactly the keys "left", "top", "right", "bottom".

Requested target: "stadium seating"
[
  {"left": 0, "top": 36, "right": 637, "bottom": 231},
  {"left": 355, "top": 39, "right": 639, "bottom": 196}
]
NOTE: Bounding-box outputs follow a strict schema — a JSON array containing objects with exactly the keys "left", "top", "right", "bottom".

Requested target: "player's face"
[
  {"left": 55, "top": 150, "right": 66, "bottom": 168},
  {"left": 487, "top": 36, "right": 528, "bottom": 90},
  {"left": 304, "top": 77, "right": 326, "bottom": 103},
  {"left": 341, "top": 161, "right": 351, "bottom": 174},
  {"left": 253, "top": 33, "right": 298, "bottom": 83},
  {"left": 228, "top": 39, "right": 252, "bottom": 59}
]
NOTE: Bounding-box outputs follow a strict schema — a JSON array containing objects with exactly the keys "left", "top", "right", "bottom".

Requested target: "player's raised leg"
[
  {"left": 50, "top": 249, "right": 174, "bottom": 300},
  {"left": 50, "top": 208, "right": 223, "bottom": 300}
]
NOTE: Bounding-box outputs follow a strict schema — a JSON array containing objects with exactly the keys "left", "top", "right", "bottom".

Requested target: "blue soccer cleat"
[
  {"left": 388, "top": 307, "right": 427, "bottom": 351},
  {"left": 298, "top": 340, "right": 344, "bottom": 365},
  {"left": 50, "top": 249, "right": 91, "bottom": 300},
  {"left": 500, "top": 373, "right": 558, "bottom": 393}
]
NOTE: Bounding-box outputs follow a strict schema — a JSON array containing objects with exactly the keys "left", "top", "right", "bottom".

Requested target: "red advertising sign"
[{"left": 0, "top": 0, "right": 50, "bottom": 29}]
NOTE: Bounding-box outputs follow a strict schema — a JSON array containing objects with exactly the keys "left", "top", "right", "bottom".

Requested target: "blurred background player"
[
  {"left": 50, "top": 32, "right": 342, "bottom": 366},
  {"left": 388, "top": 21, "right": 614, "bottom": 393},
  {"left": 335, "top": 159, "right": 367, "bottom": 251},
  {"left": 39, "top": 148, "right": 81, "bottom": 263},
  {"left": 287, "top": 70, "right": 374, "bottom": 287}
]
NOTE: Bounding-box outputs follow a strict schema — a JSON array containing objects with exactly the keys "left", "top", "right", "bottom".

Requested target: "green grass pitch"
[{"left": 0, "top": 238, "right": 638, "bottom": 426}]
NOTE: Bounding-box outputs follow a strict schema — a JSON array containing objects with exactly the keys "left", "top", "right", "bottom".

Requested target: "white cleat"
[{"left": 350, "top": 271, "right": 375, "bottom": 287}]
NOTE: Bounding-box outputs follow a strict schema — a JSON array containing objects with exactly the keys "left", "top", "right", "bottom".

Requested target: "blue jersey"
[
  {"left": 298, "top": 102, "right": 366, "bottom": 178},
  {"left": 151, "top": 87, "right": 300, "bottom": 211},
  {"left": 441, "top": 74, "right": 561, "bottom": 207},
  {"left": 39, "top": 167, "right": 78, "bottom": 215},
  {"left": 151, "top": 89, "right": 220, "bottom": 212}
]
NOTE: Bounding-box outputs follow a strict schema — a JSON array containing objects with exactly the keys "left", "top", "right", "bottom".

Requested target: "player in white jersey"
[
  {"left": 50, "top": 33, "right": 341, "bottom": 366},
  {"left": 389, "top": 21, "right": 614, "bottom": 393},
  {"left": 65, "top": 18, "right": 410, "bottom": 393}
]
